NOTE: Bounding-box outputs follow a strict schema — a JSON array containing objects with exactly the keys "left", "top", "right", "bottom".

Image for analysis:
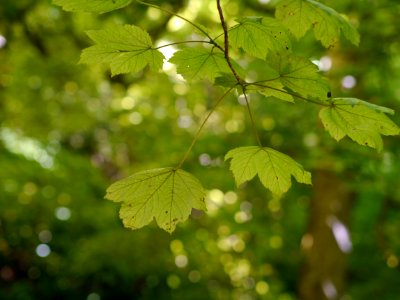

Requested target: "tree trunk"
[{"left": 298, "top": 170, "right": 353, "bottom": 300}]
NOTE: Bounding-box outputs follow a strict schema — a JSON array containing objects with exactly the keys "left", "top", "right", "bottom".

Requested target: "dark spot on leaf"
[
  {"left": 173, "top": 218, "right": 178, "bottom": 222},
  {"left": 165, "top": 210, "right": 168, "bottom": 214},
  {"left": 286, "top": 46, "right": 289, "bottom": 50},
  {"left": 327, "top": 91, "right": 331, "bottom": 98}
]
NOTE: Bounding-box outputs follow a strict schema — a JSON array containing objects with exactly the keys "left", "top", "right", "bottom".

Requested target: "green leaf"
[
  {"left": 80, "top": 24, "right": 164, "bottom": 76},
  {"left": 253, "top": 53, "right": 330, "bottom": 100},
  {"left": 53, "top": 0, "right": 132, "bottom": 13},
  {"left": 275, "top": 0, "right": 360, "bottom": 47},
  {"left": 105, "top": 168, "right": 206, "bottom": 233},
  {"left": 229, "top": 17, "right": 291, "bottom": 59},
  {"left": 319, "top": 98, "right": 400, "bottom": 151},
  {"left": 225, "top": 146, "right": 312, "bottom": 196},
  {"left": 169, "top": 47, "right": 242, "bottom": 82}
]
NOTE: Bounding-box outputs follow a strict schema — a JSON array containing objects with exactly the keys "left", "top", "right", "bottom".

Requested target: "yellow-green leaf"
[
  {"left": 105, "top": 168, "right": 206, "bottom": 233},
  {"left": 225, "top": 146, "right": 312, "bottom": 196},
  {"left": 319, "top": 98, "right": 400, "bottom": 151},
  {"left": 53, "top": 0, "right": 132, "bottom": 13},
  {"left": 276, "top": 0, "right": 360, "bottom": 47},
  {"left": 80, "top": 24, "right": 164, "bottom": 76}
]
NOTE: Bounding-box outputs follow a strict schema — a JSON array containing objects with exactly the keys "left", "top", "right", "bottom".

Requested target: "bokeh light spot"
[
  {"left": 36, "top": 244, "right": 51, "bottom": 257},
  {"left": 55, "top": 207, "right": 71, "bottom": 221}
]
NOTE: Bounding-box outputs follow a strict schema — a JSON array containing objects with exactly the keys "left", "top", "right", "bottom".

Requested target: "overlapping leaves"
[
  {"left": 276, "top": 0, "right": 360, "bottom": 47},
  {"left": 105, "top": 168, "right": 206, "bottom": 233},
  {"left": 225, "top": 146, "right": 312, "bottom": 196},
  {"left": 229, "top": 17, "right": 291, "bottom": 59},
  {"left": 53, "top": 0, "right": 132, "bottom": 13},
  {"left": 80, "top": 24, "right": 164, "bottom": 76},
  {"left": 319, "top": 98, "right": 400, "bottom": 151}
]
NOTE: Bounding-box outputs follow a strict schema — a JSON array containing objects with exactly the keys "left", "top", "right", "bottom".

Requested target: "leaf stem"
[
  {"left": 247, "top": 82, "right": 330, "bottom": 106},
  {"left": 176, "top": 85, "right": 237, "bottom": 169},
  {"left": 154, "top": 40, "right": 214, "bottom": 50},
  {"left": 242, "top": 87, "right": 262, "bottom": 146},
  {"left": 136, "top": 0, "right": 223, "bottom": 51}
]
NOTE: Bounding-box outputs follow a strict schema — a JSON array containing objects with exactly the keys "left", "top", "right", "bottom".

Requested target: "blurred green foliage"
[{"left": 1, "top": 0, "right": 399, "bottom": 299}]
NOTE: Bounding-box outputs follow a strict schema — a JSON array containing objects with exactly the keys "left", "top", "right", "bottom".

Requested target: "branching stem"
[
  {"left": 216, "top": 0, "right": 242, "bottom": 84},
  {"left": 176, "top": 85, "right": 237, "bottom": 169}
]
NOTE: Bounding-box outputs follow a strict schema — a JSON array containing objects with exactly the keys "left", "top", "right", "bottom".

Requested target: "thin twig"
[{"left": 176, "top": 85, "right": 237, "bottom": 169}]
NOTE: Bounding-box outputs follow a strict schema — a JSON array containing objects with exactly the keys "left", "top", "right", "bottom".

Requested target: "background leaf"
[
  {"left": 276, "top": 0, "right": 360, "bottom": 47},
  {"left": 80, "top": 24, "right": 164, "bottom": 76},
  {"left": 319, "top": 98, "right": 400, "bottom": 151},
  {"left": 105, "top": 168, "right": 206, "bottom": 233},
  {"left": 53, "top": 0, "right": 132, "bottom": 13},
  {"left": 225, "top": 146, "right": 312, "bottom": 196}
]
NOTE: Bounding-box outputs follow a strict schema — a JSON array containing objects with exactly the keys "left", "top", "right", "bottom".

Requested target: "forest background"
[{"left": 1, "top": 0, "right": 400, "bottom": 299}]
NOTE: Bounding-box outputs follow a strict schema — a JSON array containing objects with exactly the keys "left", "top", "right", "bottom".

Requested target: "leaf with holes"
[
  {"left": 319, "top": 98, "right": 400, "bottom": 151},
  {"left": 225, "top": 146, "right": 312, "bottom": 196},
  {"left": 105, "top": 168, "right": 206, "bottom": 233},
  {"left": 229, "top": 17, "right": 291, "bottom": 59},
  {"left": 80, "top": 24, "right": 164, "bottom": 76},
  {"left": 169, "top": 47, "right": 243, "bottom": 82},
  {"left": 276, "top": 0, "right": 359, "bottom": 48},
  {"left": 53, "top": 0, "right": 132, "bottom": 13}
]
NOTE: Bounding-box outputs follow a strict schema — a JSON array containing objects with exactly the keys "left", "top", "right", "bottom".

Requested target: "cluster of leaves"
[{"left": 54, "top": 0, "right": 399, "bottom": 233}]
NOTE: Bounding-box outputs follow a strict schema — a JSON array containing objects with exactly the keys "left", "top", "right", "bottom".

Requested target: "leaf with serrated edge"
[
  {"left": 80, "top": 24, "right": 164, "bottom": 76},
  {"left": 263, "top": 53, "right": 330, "bottom": 100},
  {"left": 169, "top": 47, "right": 243, "bottom": 82},
  {"left": 225, "top": 146, "right": 311, "bottom": 196},
  {"left": 105, "top": 168, "right": 206, "bottom": 233},
  {"left": 229, "top": 17, "right": 291, "bottom": 59},
  {"left": 319, "top": 98, "right": 400, "bottom": 151},
  {"left": 53, "top": 0, "right": 132, "bottom": 13},
  {"left": 276, "top": 0, "right": 359, "bottom": 47}
]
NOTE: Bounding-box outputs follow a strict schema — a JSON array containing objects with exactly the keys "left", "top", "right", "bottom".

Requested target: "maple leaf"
[
  {"left": 105, "top": 168, "right": 206, "bottom": 233},
  {"left": 80, "top": 24, "right": 164, "bottom": 76},
  {"left": 319, "top": 98, "right": 400, "bottom": 151},
  {"left": 225, "top": 146, "right": 312, "bottom": 196}
]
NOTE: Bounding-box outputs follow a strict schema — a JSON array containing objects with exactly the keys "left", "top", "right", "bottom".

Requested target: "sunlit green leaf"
[
  {"left": 80, "top": 24, "right": 164, "bottom": 76},
  {"left": 319, "top": 98, "right": 400, "bottom": 151},
  {"left": 53, "top": 0, "right": 132, "bottom": 13},
  {"left": 225, "top": 146, "right": 312, "bottom": 196},
  {"left": 229, "top": 17, "right": 291, "bottom": 59},
  {"left": 105, "top": 168, "right": 206, "bottom": 233},
  {"left": 276, "top": 0, "right": 360, "bottom": 47},
  {"left": 169, "top": 47, "right": 242, "bottom": 82}
]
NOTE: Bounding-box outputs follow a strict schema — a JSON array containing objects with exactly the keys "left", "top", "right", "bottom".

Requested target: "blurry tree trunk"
[{"left": 298, "top": 170, "right": 353, "bottom": 300}]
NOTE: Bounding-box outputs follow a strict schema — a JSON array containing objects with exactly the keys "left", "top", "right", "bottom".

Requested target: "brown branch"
[{"left": 216, "top": 0, "right": 242, "bottom": 84}]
